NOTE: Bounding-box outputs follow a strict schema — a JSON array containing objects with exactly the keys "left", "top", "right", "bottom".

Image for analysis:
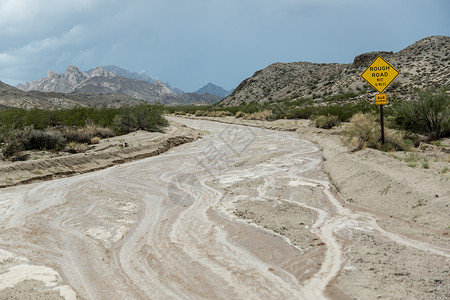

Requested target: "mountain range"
[
  {"left": 220, "top": 36, "right": 450, "bottom": 106},
  {"left": 4, "top": 36, "right": 448, "bottom": 110},
  {"left": 16, "top": 66, "right": 226, "bottom": 105},
  {"left": 0, "top": 80, "right": 144, "bottom": 110}
]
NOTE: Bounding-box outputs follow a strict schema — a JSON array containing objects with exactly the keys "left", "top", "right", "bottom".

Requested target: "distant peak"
[
  {"left": 91, "top": 66, "right": 116, "bottom": 78},
  {"left": 194, "top": 83, "right": 230, "bottom": 98},
  {"left": 65, "top": 65, "right": 83, "bottom": 76},
  {"left": 48, "top": 69, "right": 57, "bottom": 77}
]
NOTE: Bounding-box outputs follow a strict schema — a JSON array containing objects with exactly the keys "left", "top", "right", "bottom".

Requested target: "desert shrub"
[
  {"left": 284, "top": 107, "right": 314, "bottom": 119},
  {"left": 114, "top": 105, "right": 168, "bottom": 134},
  {"left": 66, "top": 142, "right": 88, "bottom": 154},
  {"left": 235, "top": 111, "right": 245, "bottom": 118},
  {"left": 0, "top": 105, "right": 167, "bottom": 134},
  {"left": 195, "top": 110, "right": 206, "bottom": 117},
  {"left": 392, "top": 87, "right": 450, "bottom": 140},
  {"left": 381, "top": 131, "right": 411, "bottom": 152},
  {"left": 62, "top": 124, "right": 115, "bottom": 144},
  {"left": 342, "top": 113, "right": 408, "bottom": 152},
  {"left": 86, "top": 124, "right": 115, "bottom": 138},
  {"left": 2, "top": 127, "right": 66, "bottom": 158},
  {"left": 25, "top": 129, "right": 66, "bottom": 151},
  {"left": 2, "top": 140, "right": 24, "bottom": 158},
  {"left": 90, "top": 137, "right": 101, "bottom": 144},
  {"left": 204, "top": 111, "right": 232, "bottom": 118},
  {"left": 314, "top": 115, "right": 341, "bottom": 129},
  {"left": 342, "top": 113, "right": 380, "bottom": 151}
]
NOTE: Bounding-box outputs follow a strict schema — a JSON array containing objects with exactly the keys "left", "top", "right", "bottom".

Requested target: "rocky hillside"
[
  {"left": 0, "top": 80, "right": 144, "bottom": 109},
  {"left": 220, "top": 36, "right": 450, "bottom": 106},
  {"left": 87, "top": 65, "right": 155, "bottom": 83},
  {"left": 162, "top": 92, "right": 222, "bottom": 105}
]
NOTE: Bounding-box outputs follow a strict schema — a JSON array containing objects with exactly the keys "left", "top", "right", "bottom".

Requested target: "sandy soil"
[
  {"left": 0, "top": 121, "right": 202, "bottom": 188},
  {"left": 0, "top": 116, "right": 449, "bottom": 299}
]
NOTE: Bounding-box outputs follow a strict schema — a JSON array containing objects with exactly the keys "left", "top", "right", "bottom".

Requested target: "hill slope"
[{"left": 220, "top": 36, "right": 450, "bottom": 106}]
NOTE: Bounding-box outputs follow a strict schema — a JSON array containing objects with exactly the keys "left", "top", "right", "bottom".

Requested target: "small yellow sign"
[
  {"left": 375, "top": 93, "right": 387, "bottom": 105},
  {"left": 361, "top": 56, "right": 399, "bottom": 93}
]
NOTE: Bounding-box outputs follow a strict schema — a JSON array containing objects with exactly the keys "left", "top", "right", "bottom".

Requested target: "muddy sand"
[
  {"left": 181, "top": 116, "right": 450, "bottom": 299},
  {"left": 0, "top": 116, "right": 448, "bottom": 299}
]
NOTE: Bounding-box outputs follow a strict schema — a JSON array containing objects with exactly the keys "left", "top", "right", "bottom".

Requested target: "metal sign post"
[
  {"left": 375, "top": 93, "right": 387, "bottom": 144},
  {"left": 380, "top": 104, "right": 385, "bottom": 144},
  {"left": 361, "top": 56, "right": 400, "bottom": 146}
]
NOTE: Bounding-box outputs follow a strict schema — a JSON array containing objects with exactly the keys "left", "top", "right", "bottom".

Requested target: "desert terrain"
[{"left": 0, "top": 117, "right": 449, "bottom": 299}]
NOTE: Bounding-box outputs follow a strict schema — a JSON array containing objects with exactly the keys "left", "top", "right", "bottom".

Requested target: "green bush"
[
  {"left": 284, "top": 107, "right": 314, "bottom": 119},
  {"left": 0, "top": 104, "right": 167, "bottom": 159},
  {"left": 2, "top": 127, "right": 66, "bottom": 158},
  {"left": 0, "top": 104, "right": 168, "bottom": 134},
  {"left": 314, "top": 115, "right": 341, "bottom": 129},
  {"left": 392, "top": 88, "right": 450, "bottom": 140},
  {"left": 114, "top": 105, "right": 168, "bottom": 134}
]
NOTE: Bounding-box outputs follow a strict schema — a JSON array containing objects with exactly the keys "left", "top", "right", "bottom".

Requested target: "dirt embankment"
[{"left": 0, "top": 121, "right": 202, "bottom": 188}]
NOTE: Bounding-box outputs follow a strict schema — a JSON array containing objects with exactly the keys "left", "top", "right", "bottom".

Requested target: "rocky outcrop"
[
  {"left": 90, "top": 66, "right": 116, "bottom": 78},
  {"left": 220, "top": 36, "right": 450, "bottom": 106},
  {"left": 352, "top": 51, "right": 394, "bottom": 68}
]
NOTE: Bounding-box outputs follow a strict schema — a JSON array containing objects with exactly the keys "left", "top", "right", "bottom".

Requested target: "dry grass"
[
  {"left": 66, "top": 142, "right": 88, "bottom": 154},
  {"left": 235, "top": 111, "right": 245, "bottom": 118},
  {"left": 63, "top": 124, "right": 114, "bottom": 144},
  {"left": 243, "top": 110, "right": 273, "bottom": 121},
  {"left": 342, "top": 113, "right": 409, "bottom": 152},
  {"left": 90, "top": 137, "right": 101, "bottom": 144}
]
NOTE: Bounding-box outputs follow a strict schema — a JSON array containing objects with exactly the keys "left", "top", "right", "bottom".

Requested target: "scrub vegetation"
[
  {"left": 169, "top": 87, "right": 448, "bottom": 135},
  {"left": 0, "top": 104, "right": 167, "bottom": 159},
  {"left": 168, "top": 87, "right": 449, "bottom": 153},
  {"left": 166, "top": 92, "right": 377, "bottom": 122}
]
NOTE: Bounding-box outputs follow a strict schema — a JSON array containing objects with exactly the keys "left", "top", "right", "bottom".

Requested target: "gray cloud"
[{"left": 0, "top": 0, "right": 449, "bottom": 91}]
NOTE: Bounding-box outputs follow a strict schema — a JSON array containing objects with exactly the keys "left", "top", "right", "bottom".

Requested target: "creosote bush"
[
  {"left": 314, "top": 115, "right": 341, "bottom": 129},
  {"left": 113, "top": 105, "right": 168, "bottom": 134},
  {"left": 392, "top": 87, "right": 450, "bottom": 140},
  {"left": 2, "top": 127, "right": 66, "bottom": 158}
]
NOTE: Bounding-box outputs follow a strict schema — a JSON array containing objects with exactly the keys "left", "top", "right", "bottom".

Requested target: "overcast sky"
[{"left": 0, "top": 0, "right": 449, "bottom": 92}]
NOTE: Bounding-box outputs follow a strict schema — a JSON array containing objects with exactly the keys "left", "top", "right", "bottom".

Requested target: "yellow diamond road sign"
[{"left": 361, "top": 56, "right": 399, "bottom": 93}]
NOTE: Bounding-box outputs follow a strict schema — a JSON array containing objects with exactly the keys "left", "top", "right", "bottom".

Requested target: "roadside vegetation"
[
  {"left": 167, "top": 87, "right": 449, "bottom": 153},
  {"left": 0, "top": 104, "right": 167, "bottom": 160},
  {"left": 389, "top": 87, "right": 450, "bottom": 140},
  {"left": 166, "top": 93, "right": 377, "bottom": 122}
]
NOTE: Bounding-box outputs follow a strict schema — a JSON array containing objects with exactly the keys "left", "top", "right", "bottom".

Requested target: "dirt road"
[{"left": 0, "top": 117, "right": 449, "bottom": 299}]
